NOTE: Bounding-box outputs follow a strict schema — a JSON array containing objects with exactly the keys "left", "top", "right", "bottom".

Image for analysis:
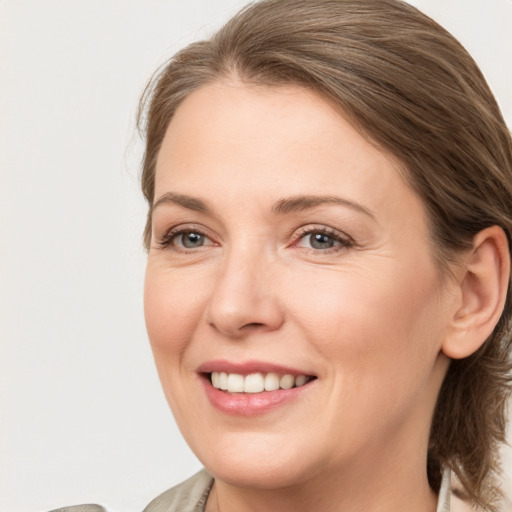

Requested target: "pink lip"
[
  {"left": 197, "top": 359, "right": 314, "bottom": 376},
  {"left": 197, "top": 359, "right": 317, "bottom": 417}
]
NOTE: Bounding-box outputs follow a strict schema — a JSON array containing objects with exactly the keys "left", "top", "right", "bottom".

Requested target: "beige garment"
[
  {"left": 143, "top": 467, "right": 452, "bottom": 512},
  {"left": 48, "top": 506, "right": 107, "bottom": 512},
  {"left": 143, "top": 469, "right": 213, "bottom": 512}
]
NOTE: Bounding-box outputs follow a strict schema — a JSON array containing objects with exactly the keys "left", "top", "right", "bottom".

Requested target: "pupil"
[
  {"left": 182, "top": 232, "right": 204, "bottom": 248},
  {"left": 311, "top": 233, "right": 333, "bottom": 249}
]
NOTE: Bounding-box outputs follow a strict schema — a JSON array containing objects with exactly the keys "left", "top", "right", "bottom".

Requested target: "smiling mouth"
[{"left": 208, "top": 372, "right": 316, "bottom": 394}]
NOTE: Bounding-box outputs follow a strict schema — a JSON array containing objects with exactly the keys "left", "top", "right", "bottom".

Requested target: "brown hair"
[{"left": 138, "top": 0, "right": 512, "bottom": 509}]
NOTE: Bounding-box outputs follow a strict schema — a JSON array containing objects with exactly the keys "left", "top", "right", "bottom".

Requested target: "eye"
[
  {"left": 293, "top": 226, "right": 353, "bottom": 252},
  {"left": 176, "top": 231, "right": 207, "bottom": 249},
  {"left": 156, "top": 226, "right": 216, "bottom": 251},
  {"left": 302, "top": 232, "right": 337, "bottom": 250}
]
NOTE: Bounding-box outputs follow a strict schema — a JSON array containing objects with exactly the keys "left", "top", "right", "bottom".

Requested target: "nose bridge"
[{"left": 206, "top": 236, "right": 283, "bottom": 337}]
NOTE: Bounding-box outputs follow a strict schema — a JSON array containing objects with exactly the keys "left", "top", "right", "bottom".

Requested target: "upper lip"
[{"left": 197, "top": 359, "right": 316, "bottom": 376}]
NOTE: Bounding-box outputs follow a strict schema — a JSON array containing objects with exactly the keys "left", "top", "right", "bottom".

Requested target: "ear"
[{"left": 442, "top": 226, "right": 510, "bottom": 360}]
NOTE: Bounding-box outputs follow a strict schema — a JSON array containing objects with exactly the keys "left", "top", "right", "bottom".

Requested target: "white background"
[{"left": 1, "top": 1, "right": 511, "bottom": 511}]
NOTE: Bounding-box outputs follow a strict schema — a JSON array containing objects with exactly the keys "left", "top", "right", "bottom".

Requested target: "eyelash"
[{"left": 155, "top": 224, "right": 354, "bottom": 254}]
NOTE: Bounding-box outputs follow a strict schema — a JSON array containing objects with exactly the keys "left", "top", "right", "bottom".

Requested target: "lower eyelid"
[{"left": 299, "top": 238, "right": 351, "bottom": 251}]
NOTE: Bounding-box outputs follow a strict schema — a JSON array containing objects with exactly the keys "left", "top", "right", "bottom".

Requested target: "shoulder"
[
  {"left": 143, "top": 469, "right": 214, "bottom": 512},
  {"left": 45, "top": 471, "right": 212, "bottom": 512}
]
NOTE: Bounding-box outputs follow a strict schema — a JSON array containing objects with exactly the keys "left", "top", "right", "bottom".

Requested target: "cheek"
[
  {"left": 144, "top": 265, "right": 209, "bottom": 363},
  {"left": 286, "top": 261, "right": 444, "bottom": 380},
  {"left": 284, "top": 264, "right": 446, "bottom": 448},
  {"left": 143, "top": 264, "right": 216, "bottom": 433}
]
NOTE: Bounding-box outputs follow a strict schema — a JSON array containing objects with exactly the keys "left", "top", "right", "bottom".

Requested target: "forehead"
[{"left": 154, "top": 81, "right": 424, "bottom": 227}]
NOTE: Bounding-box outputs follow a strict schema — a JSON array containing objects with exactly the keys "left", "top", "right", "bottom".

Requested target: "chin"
[
  {"left": 206, "top": 456, "right": 310, "bottom": 490},
  {"left": 188, "top": 430, "right": 318, "bottom": 489}
]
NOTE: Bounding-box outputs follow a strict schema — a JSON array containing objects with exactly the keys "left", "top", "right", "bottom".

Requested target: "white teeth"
[
  {"left": 264, "top": 372, "right": 280, "bottom": 391},
  {"left": 210, "top": 372, "right": 312, "bottom": 393},
  {"left": 280, "top": 374, "right": 295, "bottom": 389},
  {"left": 219, "top": 372, "right": 228, "bottom": 390},
  {"left": 227, "top": 373, "right": 244, "bottom": 393},
  {"left": 295, "top": 375, "right": 307, "bottom": 387},
  {"left": 244, "top": 373, "right": 265, "bottom": 393}
]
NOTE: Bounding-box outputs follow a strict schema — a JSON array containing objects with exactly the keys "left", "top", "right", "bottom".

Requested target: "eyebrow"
[
  {"left": 151, "top": 192, "right": 211, "bottom": 215},
  {"left": 272, "top": 195, "right": 375, "bottom": 218},
  {"left": 151, "top": 192, "right": 375, "bottom": 219}
]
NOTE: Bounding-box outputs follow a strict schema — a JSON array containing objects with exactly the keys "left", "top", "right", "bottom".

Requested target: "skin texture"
[{"left": 144, "top": 82, "right": 507, "bottom": 512}]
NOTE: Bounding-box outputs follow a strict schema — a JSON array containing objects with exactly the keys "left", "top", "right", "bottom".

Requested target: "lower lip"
[{"left": 201, "top": 377, "right": 314, "bottom": 417}]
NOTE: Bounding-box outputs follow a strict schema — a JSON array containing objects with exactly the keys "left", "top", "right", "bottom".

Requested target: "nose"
[{"left": 205, "top": 247, "right": 285, "bottom": 339}]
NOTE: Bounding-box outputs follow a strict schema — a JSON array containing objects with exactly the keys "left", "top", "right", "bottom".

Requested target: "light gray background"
[{"left": 1, "top": 1, "right": 511, "bottom": 511}]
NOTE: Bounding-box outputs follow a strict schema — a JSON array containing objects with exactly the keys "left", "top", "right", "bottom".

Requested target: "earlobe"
[{"left": 442, "top": 226, "right": 510, "bottom": 360}]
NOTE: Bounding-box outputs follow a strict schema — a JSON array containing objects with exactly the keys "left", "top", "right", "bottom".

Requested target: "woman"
[{"left": 137, "top": 0, "right": 512, "bottom": 511}]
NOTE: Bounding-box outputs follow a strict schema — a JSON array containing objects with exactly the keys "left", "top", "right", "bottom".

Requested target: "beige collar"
[{"left": 436, "top": 466, "right": 451, "bottom": 512}]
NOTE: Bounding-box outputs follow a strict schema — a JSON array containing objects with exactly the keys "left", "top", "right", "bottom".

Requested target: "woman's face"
[{"left": 145, "top": 82, "right": 456, "bottom": 488}]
